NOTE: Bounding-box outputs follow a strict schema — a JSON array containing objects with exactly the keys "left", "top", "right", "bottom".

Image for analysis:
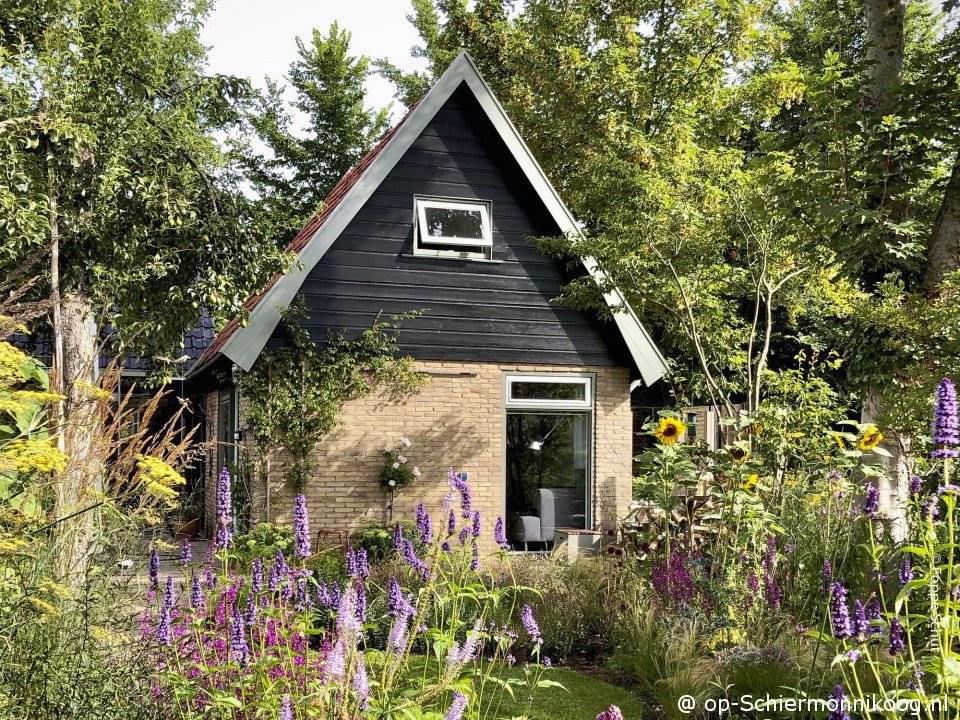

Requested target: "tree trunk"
[
  {"left": 53, "top": 288, "right": 102, "bottom": 580},
  {"left": 923, "top": 156, "right": 960, "bottom": 290},
  {"left": 862, "top": 0, "right": 905, "bottom": 116}
]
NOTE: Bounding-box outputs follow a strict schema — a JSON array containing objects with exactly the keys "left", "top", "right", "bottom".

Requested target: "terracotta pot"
[{"left": 174, "top": 517, "right": 200, "bottom": 541}]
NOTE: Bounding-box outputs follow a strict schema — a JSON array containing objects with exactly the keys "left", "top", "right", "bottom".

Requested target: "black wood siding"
[{"left": 273, "top": 84, "right": 630, "bottom": 368}]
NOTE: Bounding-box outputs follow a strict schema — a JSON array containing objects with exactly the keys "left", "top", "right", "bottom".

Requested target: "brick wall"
[{"left": 202, "top": 361, "right": 632, "bottom": 547}]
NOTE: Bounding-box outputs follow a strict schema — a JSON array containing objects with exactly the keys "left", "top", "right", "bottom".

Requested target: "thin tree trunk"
[
  {"left": 862, "top": 0, "right": 905, "bottom": 117},
  {"left": 923, "top": 156, "right": 960, "bottom": 290},
  {"left": 46, "top": 137, "right": 65, "bottom": 452}
]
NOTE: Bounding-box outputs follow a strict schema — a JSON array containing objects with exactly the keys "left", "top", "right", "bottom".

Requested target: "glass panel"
[
  {"left": 423, "top": 205, "right": 484, "bottom": 240},
  {"left": 510, "top": 380, "right": 586, "bottom": 403},
  {"left": 505, "top": 411, "right": 588, "bottom": 551}
]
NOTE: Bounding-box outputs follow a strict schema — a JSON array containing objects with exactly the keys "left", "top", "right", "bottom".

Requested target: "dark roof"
[
  {"left": 189, "top": 102, "right": 419, "bottom": 376},
  {"left": 8, "top": 309, "right": 215, "bottom": 375}
]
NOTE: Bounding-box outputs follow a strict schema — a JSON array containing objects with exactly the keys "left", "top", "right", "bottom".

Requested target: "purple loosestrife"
[
  {"left": 889, "top": 617, "right": 906, "bottom": 655},
  {"left": 251, "top": 557, "right": 263, "bottom": 594},
  {"left": 279, "top": 694, "right": 293, "bottom": 720},
  {"left": 521, "top": 604, "right": 543, "bottom": 646},
  {"left": 293, "top": 493, "right": 310, "bottom": 558},
  {"left": 828, "top": 685, "right": 851, "bottom": 720},
  {"left": 494, "top": 516, "right": 508, "bottom": 548},
  {"left": 148, "top": 548, "right": 159, "bottom": 590},
  {"left": 830, "top": 583, "right": 853, "bottom": 639},
  {"left": 445, "top": 691, "right": 467, "bottom": 720},
  {"left": 932, "top": 377, "right": 959, "bottom": 458},
  {"left": 596, "top": 706, "right": 624, "bottom": 720},
  {"left": 180, "top": 538, "right": 191, "bottom": 565},
  {"left": 215, "top": 466, "right": 233, "bottom": 549},
  {"left": 863, "top": 482, "right": 879, "bottom": 519},
  {"left": 852, "top": 599, "right": 867, "bottom": 639}
]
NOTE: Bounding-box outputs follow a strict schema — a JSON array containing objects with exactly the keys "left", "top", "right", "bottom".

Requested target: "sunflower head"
[
  {"left": 741, "top": 474, "right": 759, "bottom": 490},
  {"left": 858, "top": 426, "right": 883, "bottom": 452},
  {"left": 654, "top": 417, "right": 686, "bottom": 445},
  {"left": 729, "top": 446, "right": 751, "bottom": 464},
  {"left": 832, "top": 433, "right": 845, "bottom": 449}
]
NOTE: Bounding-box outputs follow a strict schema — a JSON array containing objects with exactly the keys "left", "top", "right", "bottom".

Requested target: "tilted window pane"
[
  {"left": 423, "top": 206, "right": 484, "bottom": 240},
  {"left": 510, "top": 381, "right": 586, "bottom": 402}
]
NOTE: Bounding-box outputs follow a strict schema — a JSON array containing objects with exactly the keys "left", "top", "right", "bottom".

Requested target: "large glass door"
[{"left": 503, "top": 375, "right": 593, "bottom": 551}]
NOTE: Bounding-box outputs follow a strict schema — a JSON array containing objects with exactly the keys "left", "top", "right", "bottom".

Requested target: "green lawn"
[{"left": 399, "top": 656, "right": 645, "bottom": 719}]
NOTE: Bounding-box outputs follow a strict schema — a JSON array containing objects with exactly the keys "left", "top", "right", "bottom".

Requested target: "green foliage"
[
  {"left": 0, "top": 0, "right": 288, "bottom": 375},
  {"left": 231, "top": 521, "right": 294, "bottom": 564},
  {"left": 239, "top": 23, "right": 391, "bottom": 244},
  {"left": 353, "top": 520, "right": 422, "bottom": 563},
  {"left": 240, "top": 299, "right": 424, "bottom": 491}
]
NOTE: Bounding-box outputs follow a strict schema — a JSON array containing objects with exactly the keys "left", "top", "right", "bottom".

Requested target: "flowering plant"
[
  {"left": 142, "top": 467, "right": 555, "bottom": 719},
  {"left": 379, "top": 436, "right": 420, "bottom": 492}
]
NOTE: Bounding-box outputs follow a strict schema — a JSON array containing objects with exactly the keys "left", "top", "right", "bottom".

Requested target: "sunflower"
[
  {"left": 741, "top": 474, "right": 759, "bottom": 490},
  {"left": 858, "top": 425, "right": 883, "bottom": 452},
  {"left": 729, "top": 446, "right": 751, "bottom": 464},
  {"left": 654, "top": 417, "right": 686, "bottom": 445},
  {"left": 832, "top": 433, "right": 845, "bottom": 449}
]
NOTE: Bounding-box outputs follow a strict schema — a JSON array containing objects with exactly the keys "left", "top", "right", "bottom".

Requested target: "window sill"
[{"left": 399, "top": 253, "right": 503, "bottom": 265}]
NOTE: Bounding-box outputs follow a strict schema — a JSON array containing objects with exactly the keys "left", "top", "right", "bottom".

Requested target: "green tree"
[
  {"left": 0, "top": 0, "right": 286, "bottom": 572},
  {"left": 240, "top": 23, "right": 390, "bottom": 243}
]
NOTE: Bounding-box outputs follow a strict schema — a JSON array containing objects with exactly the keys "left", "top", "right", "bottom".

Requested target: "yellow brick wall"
[{"left": 203, "top": 361, "right": 632, "bottom": 546}]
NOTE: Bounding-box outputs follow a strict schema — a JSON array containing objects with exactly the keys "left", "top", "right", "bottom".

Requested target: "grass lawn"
[
  {"left": 400, "top": 656, "right": 645, "bottom": 719},
  {"left": 491, "top": 666, "right": 646, "bottom": 720}
]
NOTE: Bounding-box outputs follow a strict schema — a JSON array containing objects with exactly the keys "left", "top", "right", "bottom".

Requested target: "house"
[{"left": 186, "top": 53, "right": 668, "bottom": 550}]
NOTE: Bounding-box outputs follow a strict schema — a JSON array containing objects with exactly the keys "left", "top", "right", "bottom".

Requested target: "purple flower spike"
[
  {"left": 447, "top": 509, "right": 456, "bottom": 535},
  {"left": 899, "top": 557, "right": 913, "bottom": 587},
  {"left": 471, "top": 510, "right": 481, "bottom": 538},
  {"left": 470, "top": 540, "right": 479, "bottom": 570},
  {"left": 354, "top": 658, "right": 370, "bottom": 708},
  {"left": 596, "top": 706, "right": 624, "bottom": 720},
  {"left": 346, "top": 547, "right": 358, "bottom": 578},
  {"left": 932, "top": 378, "right": 959, "bottom": 458},
  {"left": 356, "top": 547, "right": 369, "bottom": 579},
  {"left": 393, "top": 523, "right": 403, "bottom": 552},
  {"left": 190, "top": 575, "right": 204, "bottom": 611},
  {"left": 909, "top": 475, "right": 922, "bottom": 495},
  {"left": 293, "top": 493, "right": 310, "bottom": 559},
  {"left": 828, "top": 685, "right": 851, "bottom": 720},
  {"left": 180, "top": 538, "right": 192, "bottom": 565},
  {"left": 863, "top": 483, "right": 879, "bottom": 519},
  {"left": 148, "top": 548, "right": 160, "bottom": 590},
  {"left": 521, "top": 604, "right": 542, "bottom": 646},
  {"left": 230, "top": 611, "right": 249, "bottom": 665},
  {"left": 251, "top": 557, "right": 263, "bottom": 594},
  {"left": 279, "top": 694, "right": 293, "bottom": 720},
  {"left": 156, "top": 605, "right": 172, "bottom": 645},
  {"left": 163, "top": 576, "right": 175, "bottom": 610},
  {"left": 830, "top": 583, "right": 852, "bottom": 639},
  {"left": 215, "top": 466, "right": 233, "bottom": 549},
  {"left": 852, "top": 599, "right": 867, "bottom": 638},
  {"left": 494, "top": 516, "right": 508, "bottom": 548},
  {"left": 445, "top": 691, "right": 467, "bottom": 720},
  {"left": 889, "top": 617, "right": 906, "bottom": 655},
  {"left": 821, "top": 559, "right": 832, "bottom": 595},
  {"left": 449, "top": 470, "right": 473, "bottom": 518}
]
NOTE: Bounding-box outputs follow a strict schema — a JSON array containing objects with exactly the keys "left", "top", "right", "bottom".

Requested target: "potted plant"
[{"left": 172, "top": 488, "right": 203, "bottom": 540}]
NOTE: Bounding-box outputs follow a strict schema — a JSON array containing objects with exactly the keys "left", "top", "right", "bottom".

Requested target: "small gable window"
[{"left": 414, "top": 196, "right": 492, "bottom": 259}]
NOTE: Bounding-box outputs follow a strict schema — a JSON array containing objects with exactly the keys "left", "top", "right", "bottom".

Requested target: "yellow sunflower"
[
  {"left": 741, "top": 474, "right": 759, "bottom": 490},
  {"left": 858, "top": 425, "right": 883, "bottom": 452},
  {"left": 654, "top": 417, "right": 687, "bottom": 445},
  {"left": 832, "top": 433, "right": 845, "bottom": 449},
  {"left": 729, "top": 446, "right": 751, "bottom": 464}
]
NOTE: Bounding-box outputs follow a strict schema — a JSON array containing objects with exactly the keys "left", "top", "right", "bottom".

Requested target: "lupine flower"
[
  {"left": 821, "top": 560, "right": 833, "bottom": 595},
  {"left": 494, "top": 516, "right": 508, "bottom": 548},
  {"left": 852, "top": 599, "right": 867, "bottom": 639},
  {"left": 521, "top": 604, "right": 542, "bottom": 645},
  {"left": 909, "top": 475, "right": 922, "bottom": 495},
  {"left": 190, "top": 574, "right": 203, "bottom": 611},
  {"left": 180, "top": 539, "right": 192, "bottom": 565},
  {"left": 215, "top": 466, "right": 233, "bottom": 549},
  {"left": 163, "top": 576, "right": 175, "bottom": 610},
  {"left": 596, "top": 706, "right": 624, "bottom": 720},
  {"left": 293, "top": 493, "right": 310, "bottom": 558},
  {"left": 156, "top": 605, "right": 172, "bottom": 645},
  {"left": 828, "top": 685, "right": 850, "bottom": 720},
  {"left": 251, "top": 557, "right": 263, "bottom": 594},
  {"left": 863, "top": 483, "right": 879, "bottom": 519},
  {"left": 889, "top": 617, "right": 906, "bottom": 655},
  {"left": 830, "top": 583, "right": 852, "bottom": 639},
  {"left": 148, "top": 548, "right": 160, "bottom": 590},
  {"left": 279, "top": 694, "right": 293, "bottom": 720},
  {"left": 932, "top": 378, "right": 959, "bottom": 458},
  {"left": 445, "top": 691, "right": 467, "bottom": 720}
]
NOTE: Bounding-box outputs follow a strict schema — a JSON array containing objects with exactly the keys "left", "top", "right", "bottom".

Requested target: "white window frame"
[
  {"left": 413, "top": 195, "right": 492, "bottom": 259},
  {"left": 504, "top": 374, "right": 593, "bottom": 410}
]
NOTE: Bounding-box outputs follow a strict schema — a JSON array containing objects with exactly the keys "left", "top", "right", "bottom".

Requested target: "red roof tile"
[{"left": 190, "top": 103, "right": 419, "bottom": 375}]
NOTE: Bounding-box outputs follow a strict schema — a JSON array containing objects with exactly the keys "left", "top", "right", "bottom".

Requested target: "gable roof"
[{"left": 191, "top": 53, "right": 668, "bottom": 385}]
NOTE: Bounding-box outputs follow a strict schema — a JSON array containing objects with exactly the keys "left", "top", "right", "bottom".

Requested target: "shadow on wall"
[{"left": 267, "top": 409, "right": 488, "bottom": 529}]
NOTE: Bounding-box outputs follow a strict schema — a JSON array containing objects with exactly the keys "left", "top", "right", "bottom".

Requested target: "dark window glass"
[
  {"left": 511, "top": 381, "right": 586, "bottom": 402},
  {"left": 423, "top": 206, "right": 484, "bottom": 239}
]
